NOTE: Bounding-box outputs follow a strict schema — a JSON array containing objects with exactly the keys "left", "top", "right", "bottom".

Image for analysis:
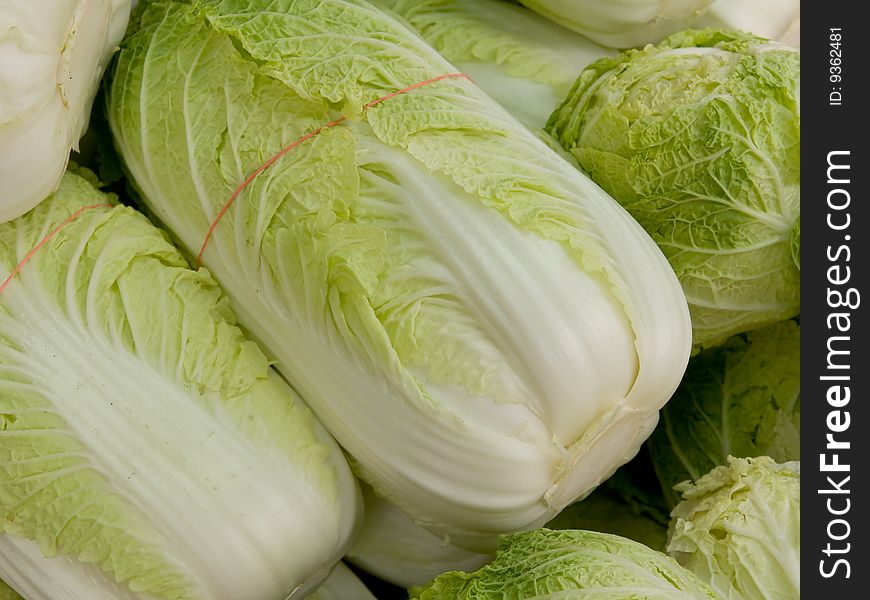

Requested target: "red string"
[
  {"left": 0, "top": 203, "right": 113, "bottom": 296},
  {"left": 195, "top": 72, "right": 471, "bottom": 268}
]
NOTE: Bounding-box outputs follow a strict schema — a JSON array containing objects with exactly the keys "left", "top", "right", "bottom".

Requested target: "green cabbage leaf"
[
  {"left": 411, "top": 529, "right": 722, "bottom": 599},
  {"left": 668, "top": 457, "right": 800, "bottom": 599}
]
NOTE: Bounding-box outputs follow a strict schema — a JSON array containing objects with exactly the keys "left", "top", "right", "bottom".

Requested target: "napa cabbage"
[
  {"left": 107, "top": 0, "right": 692, "bottom": 550},
  {"left": 0, "top": 0, "right": 132, "bottom": 223},
  {"left": 668, "top": 457, "right": 801, "bottom": 599},
  {"left": 0, "top": 169, "right": 360, "bottom": 600},
  {"left": 410, "top": 529, "right": 722, "bottom": 599},
  {"left": 548, "top": 30, "right": 800, "bottom": 349},
  {"left": 546, "top": 484, "right": 668, "bottom": 552}
]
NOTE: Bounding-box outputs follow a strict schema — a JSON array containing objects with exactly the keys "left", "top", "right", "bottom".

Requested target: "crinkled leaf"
[
  {"left": 411, "top": 529, "right": 722, "bottom": 599},
  {"left": 548, "top": 29, "right": 800, "bottom": 350},
  {"left": 668, "top": 457, "right": 800, "bottom": 600}
]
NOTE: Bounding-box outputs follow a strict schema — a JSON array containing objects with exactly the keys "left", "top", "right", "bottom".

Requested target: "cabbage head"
[
  {"left": 548, "top": 30, "right": 800, "bottom": 350},
  {"left": 0, "top": 0, "right": 132, "bottom": 223},
  {"left": 108, "top": 0, "right": 692, "bottom": 550},
  {"left": 0, "top": 169, "right": 360, "bottom": 600},
  {"left": 668, "top": 457, "right": 800, "bottom": 600}
]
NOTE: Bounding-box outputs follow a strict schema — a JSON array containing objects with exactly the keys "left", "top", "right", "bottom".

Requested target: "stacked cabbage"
[{"left": 0, "top": 0, "right": 802, "bottom": 597}]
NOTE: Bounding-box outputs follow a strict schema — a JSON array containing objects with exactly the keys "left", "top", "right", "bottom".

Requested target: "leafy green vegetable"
[
  {"left": 411, "top": 529, "right": 722, "bottom": 599},
  {"left": 548, "top": 29, "right": 801, "bottom": 350},
  {"left": 0, "top": 168, "right": 360, "bottom": 600},
  {"left": 108, "top": 0, "right": 692, "bottom": 550},
  {"left": 370, "top": 0, "right": 614, "bottom": 127},
  {"left": 0, "top": 0, "right": 132, "bottom": 223},
  {"left": 516, "top": 0, "right": 713, "bottom": 48},
  {"left": 649, "top": 320, "right": 800, "bottom": 507},
  {"left": 668, "top": 457, "right": 800, "bottom": 600}
]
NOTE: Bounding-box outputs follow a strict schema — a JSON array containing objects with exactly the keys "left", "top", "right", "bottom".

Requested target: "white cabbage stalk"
[
  {"left": 696, "top": 0, "right": 799, "bottom": 42},
  {"left": 516, "top": 0, "right": 712, "bottom": 48},
  {"left": 0, "top": 169, "right": 361, "bottom": 600},
  {"left": 371, "top": 0, "right": 615, "bottom": 128},
  {"left": 0, "top": 0, "right": 131, "bottom": 223},
  {"left": 108, "top": 0, "right": 692, "bottom": 551},
  {"left": 349, "top": 486, "right": 491, "bottom": 588}
]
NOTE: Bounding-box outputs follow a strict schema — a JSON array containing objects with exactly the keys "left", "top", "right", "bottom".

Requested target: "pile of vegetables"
[{"left": 0, "top": 0, "right": 799, "bottom": 598}]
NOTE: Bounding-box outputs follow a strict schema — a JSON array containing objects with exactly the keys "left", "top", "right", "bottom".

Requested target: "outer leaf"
[
  {"left": 668, "top": 457, "right": 800, "bottom": 600},
  {"left": 548, "top": 30, "right": 801, "bottom": 349},
  {"left": 648, "top": 320, "right": 799, "bottom": 507},
  {"left": 0, "top": 0, "right": 132, "bottom": 222},
  {"left": 0, "top": 169, "right": 359, "bottom": 599},
  {"left": 108, "top": 0, "right": 691, "bottom": 550},
  {"left": 411, "top": 529, "right": 722, "bottom": 599}
]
